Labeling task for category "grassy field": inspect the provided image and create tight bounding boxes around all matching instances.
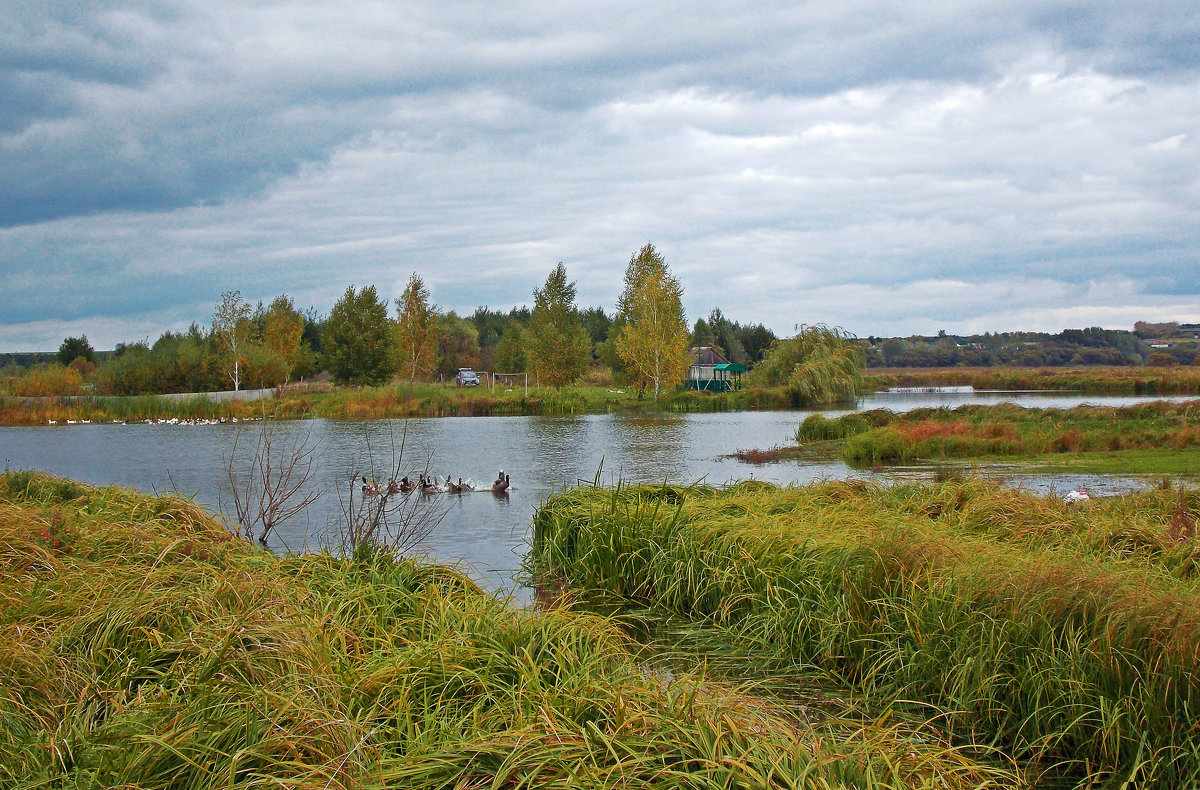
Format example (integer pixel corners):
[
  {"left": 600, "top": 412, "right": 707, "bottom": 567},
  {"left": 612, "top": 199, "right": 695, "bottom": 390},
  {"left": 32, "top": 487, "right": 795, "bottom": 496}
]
[
  {"left": 0, "top": 471, "right": 1017, "bottom": 789},
  {"left": 530, "top": 478, "right": 1200, "bottom": 788},
  {"left": 865, "top": 365, "right": 1200, "bottom": 395},
  {"left": 793, "top": 400, "right": 1200, "bottom": 473}
]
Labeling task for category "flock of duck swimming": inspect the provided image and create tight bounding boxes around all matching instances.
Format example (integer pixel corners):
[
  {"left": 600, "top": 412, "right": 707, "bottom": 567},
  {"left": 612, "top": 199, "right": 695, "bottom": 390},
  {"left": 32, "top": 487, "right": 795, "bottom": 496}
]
[{"left": 361, "top": 470, "right": 513, "bottom": 497}]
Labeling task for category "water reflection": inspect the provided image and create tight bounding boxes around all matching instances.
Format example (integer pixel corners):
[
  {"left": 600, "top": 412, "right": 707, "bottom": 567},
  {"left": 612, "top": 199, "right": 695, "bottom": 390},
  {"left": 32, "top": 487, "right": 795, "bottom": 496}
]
[
  {"left": 606, "top": 412, "right": 690, "bottom": 484},
  {"left": 526, "top": 416, "right": 593, "bottom": 487},
  {"left": 3, "top": 392, "right": 1194, "bottom": 598}
]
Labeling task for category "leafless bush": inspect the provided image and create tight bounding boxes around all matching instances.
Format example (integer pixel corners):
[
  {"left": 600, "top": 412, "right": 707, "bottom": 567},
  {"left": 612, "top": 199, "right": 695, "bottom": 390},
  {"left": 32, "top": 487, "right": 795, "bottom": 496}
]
[
  {"left": 223, "top": 417, "right": 322, "bottom": 546},
  {"left": 330, "top": 422, "right": 448, "bottom": 555}
]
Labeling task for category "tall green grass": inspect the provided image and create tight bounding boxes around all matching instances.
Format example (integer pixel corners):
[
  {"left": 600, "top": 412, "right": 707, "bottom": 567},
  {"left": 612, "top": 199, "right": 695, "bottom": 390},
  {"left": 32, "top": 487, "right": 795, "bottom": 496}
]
[
  {"left": 530, "top": 478, "right": 1200, "bottom": 787},
  {"left": 0, "top": 471, "right": 1016, "bottom": 788}
]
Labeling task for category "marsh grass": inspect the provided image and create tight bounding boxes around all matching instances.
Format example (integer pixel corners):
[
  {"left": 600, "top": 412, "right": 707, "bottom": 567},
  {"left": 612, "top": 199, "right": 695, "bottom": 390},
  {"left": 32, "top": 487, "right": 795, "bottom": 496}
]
[
  {"left": 0, "top": 471, "right": 1017, "bottom": 788},
  {"left": 795, "top": 400, "right": 1200, "bottom": 468},
  {"left": 530, "top": 478, "right": 1200, "bottom": 787}
]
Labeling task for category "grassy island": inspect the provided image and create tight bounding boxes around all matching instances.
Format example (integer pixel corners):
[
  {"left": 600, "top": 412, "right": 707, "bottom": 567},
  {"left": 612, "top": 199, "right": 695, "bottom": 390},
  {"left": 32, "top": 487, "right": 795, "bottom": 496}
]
[
  {"left": 531, "top": 478, "right": 1200, "bottom": 788},
  {"left": 2, "top": 472, "right": 1016, "bottom": 788},
  {"left": 794, "top": 399, "right": 1200, "bottom": 474}
]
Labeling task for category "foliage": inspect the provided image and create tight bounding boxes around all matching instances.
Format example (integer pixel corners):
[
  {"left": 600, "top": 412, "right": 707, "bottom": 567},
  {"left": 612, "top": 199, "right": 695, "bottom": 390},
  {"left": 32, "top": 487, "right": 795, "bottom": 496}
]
[
  {"left": 494, "top": 323, "right": 527, "bottom": 373},
  {"left": 526, "top": 263, "right": 592, "bottom": 388},
  {"left": 57, "top": 334, "right": 95, "bottom": 366},
  {"left": 864, "top": 326, "right": 1159, "bottom": 368},
  {"left": 470, "top": 305, "right": 531, "bottom": 371},
  {"left": 211, "top": 290, "right": 255, "bottom": 391},
  {"left": 1, "top": 363, "right": 85, "bottom": 396},
  {"left": 436, "top": 311, "right": 480, "bottom": 378},
  {"left": 753, "top": 324, "right": 865, "bottom": 406},
  {"left": 93, "top": 327, "right": 223, "bottom": 395},
  {"left": 531, "top": 478, "right": 1200, "bottom": 787},
  {"left": 395, "top": 273, "right": 439, "bottom": 383},
  {"left": 323, "top": 285, "right": 397, "bottom": 386},
  {"left": 614, "top": 244, "right": 690, "bottom": 402},
  {"left": 258, "top": 295, "right": 311, "bottom": 386},
  {"left": 699, "top": 308, "right": 777, "bottom": 364}
]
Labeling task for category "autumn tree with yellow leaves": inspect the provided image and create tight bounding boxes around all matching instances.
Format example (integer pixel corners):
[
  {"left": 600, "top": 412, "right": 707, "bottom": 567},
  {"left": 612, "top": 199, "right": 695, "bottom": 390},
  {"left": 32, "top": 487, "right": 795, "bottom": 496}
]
[{"left": 615, "top": 244, "right": 690, "bottom": 402}]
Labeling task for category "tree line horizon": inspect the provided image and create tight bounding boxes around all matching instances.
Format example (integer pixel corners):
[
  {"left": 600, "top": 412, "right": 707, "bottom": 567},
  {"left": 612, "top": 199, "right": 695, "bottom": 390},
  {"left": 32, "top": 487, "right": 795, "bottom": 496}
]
[
  {"left": 5, "top": 244, "right": 793, "bottom": 403},
  {"left": 4, "top": 240, "right": 1197, "bottom": 402}
]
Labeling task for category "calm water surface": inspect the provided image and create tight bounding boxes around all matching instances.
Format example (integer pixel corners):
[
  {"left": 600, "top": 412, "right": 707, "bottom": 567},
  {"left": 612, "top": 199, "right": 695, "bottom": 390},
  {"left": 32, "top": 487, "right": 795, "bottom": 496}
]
[{"left": 3, "top": 391, "right": 1194, "bottom": 598}]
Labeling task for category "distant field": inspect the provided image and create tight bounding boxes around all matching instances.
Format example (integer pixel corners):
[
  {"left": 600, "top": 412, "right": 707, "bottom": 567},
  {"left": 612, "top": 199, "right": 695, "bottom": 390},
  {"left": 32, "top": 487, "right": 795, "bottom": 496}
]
[{"left": 865, "top": 364, "right": 1200, "bottom": 395}]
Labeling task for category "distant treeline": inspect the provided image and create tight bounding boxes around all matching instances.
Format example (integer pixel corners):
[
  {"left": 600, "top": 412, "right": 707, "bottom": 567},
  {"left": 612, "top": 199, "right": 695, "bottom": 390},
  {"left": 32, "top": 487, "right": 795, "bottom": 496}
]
[
  {"left": 861, "top": 323, "right": 1200, "bottom": 368},
  {"left": 0, "top": 294, "right": 777, "bottom": 396},
  {"left": 4, "top": 307, "right": 1197, "bottom": 397}
]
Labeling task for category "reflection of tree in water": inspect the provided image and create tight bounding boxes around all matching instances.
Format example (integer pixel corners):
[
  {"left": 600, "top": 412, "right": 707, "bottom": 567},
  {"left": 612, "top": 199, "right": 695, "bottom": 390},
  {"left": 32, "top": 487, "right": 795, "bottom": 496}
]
[
  {"left": 526, "top": 416, "right": 591, "bottom": 486},
  {"left": 607, "top": 413, "right": 689, "bottom": 484}
]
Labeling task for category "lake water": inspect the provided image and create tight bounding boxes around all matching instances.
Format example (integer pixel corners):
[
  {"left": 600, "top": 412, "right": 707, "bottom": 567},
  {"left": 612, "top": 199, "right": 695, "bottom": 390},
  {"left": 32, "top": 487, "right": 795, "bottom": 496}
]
[{"left": 3, "top": 391, "right": 1195, "bottom": 599}]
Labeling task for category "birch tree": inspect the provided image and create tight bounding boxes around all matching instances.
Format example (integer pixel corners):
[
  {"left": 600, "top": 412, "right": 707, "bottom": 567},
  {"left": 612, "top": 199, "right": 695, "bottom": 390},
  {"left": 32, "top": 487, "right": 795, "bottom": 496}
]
[
  {"left": 260, "top": 295, "right": 307, "bottom": 387},
  {"left": 614, "top": 244, "right": 689, "bottom": 402},
  {"left": 395, "top": 273, "right": 439, "bottom": 383},
  {"left": 212, "top": 290, "right": 254, "bottom": 391}
]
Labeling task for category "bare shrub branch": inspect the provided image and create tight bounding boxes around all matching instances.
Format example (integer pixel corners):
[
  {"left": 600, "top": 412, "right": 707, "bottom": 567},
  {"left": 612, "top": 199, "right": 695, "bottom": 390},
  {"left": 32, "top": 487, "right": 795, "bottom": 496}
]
[
  {"left": 329, "top": 422, "right": 448, "bottom": 555},
  {"left": 223, "top": 416, "right": 322, "bottom": 545}
]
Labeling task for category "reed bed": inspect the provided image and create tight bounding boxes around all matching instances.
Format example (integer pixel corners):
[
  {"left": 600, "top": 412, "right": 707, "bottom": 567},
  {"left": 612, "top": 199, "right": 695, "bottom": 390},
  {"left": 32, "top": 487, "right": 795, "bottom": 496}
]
[
  {"left": 797, "top": 400, "right": 1200, "bottom": 467},
  {"left": 0, "top": 471, "right": 1015, "bottom": 789},
  {"left": 530, "top": 478, "right": 1200, "bottom": 787}
]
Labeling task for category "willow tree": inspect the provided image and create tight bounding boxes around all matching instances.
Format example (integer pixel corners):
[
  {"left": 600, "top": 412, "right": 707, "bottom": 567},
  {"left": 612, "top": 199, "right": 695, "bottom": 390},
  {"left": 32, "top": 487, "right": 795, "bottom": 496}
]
[
  {"left": 615, "top": 244, "right": 689, "bottom": 402},
  {"left": 753, "top": 324, "right": 864, "bottom": 406},
  {"left": 395, "top": 273, "right": 439, "bottom": 383},
  {"left": 526, "top": 263, "right": 591, "bottom": 388}
]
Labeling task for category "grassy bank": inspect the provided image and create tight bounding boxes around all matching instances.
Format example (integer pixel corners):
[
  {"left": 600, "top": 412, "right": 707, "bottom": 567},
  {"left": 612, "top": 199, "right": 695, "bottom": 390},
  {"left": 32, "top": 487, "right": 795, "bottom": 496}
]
[
  {"left": 0, "top": 382, "right": 793, "bottom": 426},
  {"left": 865, "top": 365, "right": 1200, "bottom": 395},
  {"left": 0, "top": 472, "right": 1016, "bottom": 788},
  {"left": 530, "top": 478, "right": 1200, "bottom": 787},
  {"left": 796, "top": 400, "right": 1200, "bottom": 471}
]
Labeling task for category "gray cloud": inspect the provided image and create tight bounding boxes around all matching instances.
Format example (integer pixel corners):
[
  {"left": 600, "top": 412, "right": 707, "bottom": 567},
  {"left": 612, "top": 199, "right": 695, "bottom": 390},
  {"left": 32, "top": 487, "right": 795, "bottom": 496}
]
[{"left": 2, "top": 1, "right": 1199, "bottom": 349}]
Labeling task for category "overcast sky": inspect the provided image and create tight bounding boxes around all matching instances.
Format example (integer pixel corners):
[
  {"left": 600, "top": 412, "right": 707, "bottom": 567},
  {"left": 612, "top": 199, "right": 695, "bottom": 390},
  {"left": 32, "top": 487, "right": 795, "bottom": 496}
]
[{"left": 2, "top": 1, "right": 1198, "bottom": 351}]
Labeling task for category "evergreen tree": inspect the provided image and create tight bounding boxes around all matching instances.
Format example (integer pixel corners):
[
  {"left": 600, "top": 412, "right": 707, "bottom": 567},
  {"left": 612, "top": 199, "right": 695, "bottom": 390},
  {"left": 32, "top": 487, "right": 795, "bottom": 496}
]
[
  {"left": 57, "top": 335, "right": 95, "bottom": 366},
  {"left": 526, "top": 263, "right": 591, "bottom": 388}
]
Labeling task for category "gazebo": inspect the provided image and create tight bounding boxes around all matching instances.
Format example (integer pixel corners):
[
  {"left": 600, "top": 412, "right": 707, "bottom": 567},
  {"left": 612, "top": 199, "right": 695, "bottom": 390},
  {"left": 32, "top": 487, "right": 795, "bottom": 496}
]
[{"left": 687, "top": 346, "right": 747, "bottom": 392}]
